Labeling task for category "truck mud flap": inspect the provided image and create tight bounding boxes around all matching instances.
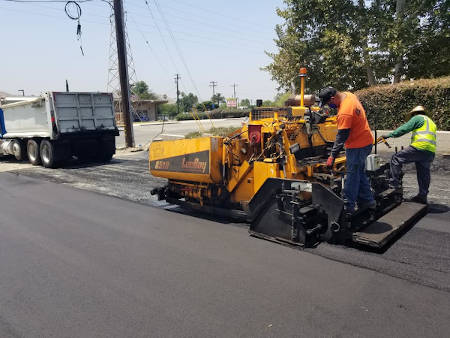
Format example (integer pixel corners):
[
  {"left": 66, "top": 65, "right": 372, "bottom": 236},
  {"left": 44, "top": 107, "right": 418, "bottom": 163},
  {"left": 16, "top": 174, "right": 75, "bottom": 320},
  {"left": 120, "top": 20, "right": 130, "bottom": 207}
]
[{"left": 352, "top": 202, "right": 427, "bottom": 248}]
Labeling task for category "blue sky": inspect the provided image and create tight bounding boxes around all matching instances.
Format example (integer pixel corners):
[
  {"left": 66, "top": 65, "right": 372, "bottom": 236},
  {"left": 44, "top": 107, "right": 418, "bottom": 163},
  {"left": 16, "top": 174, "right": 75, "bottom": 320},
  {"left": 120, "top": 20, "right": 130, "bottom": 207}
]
[{"left": 0, "top": 0, "right": 284, "bottom": 101}]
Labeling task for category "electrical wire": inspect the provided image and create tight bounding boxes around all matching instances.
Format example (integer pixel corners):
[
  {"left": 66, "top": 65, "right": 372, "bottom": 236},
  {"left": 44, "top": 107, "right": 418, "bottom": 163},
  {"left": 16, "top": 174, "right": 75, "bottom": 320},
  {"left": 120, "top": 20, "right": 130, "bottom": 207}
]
[
  {"left": 143, "top": 0, "right": 181, "bottom": 76},
  {"left": 151, "top": 0, "right": 201, "bottom": 100},
  {"left": 64, "top": 1, "right": 84, "bottom": 55},
  {"left": 128, "top": 14, "right": 171, "bottom": 75},
  {"left": 1, "top": 0, "right": 92, "bottom": 2},
  {"left": 126, "top": 0, "right": 273, "bottom": 42}
]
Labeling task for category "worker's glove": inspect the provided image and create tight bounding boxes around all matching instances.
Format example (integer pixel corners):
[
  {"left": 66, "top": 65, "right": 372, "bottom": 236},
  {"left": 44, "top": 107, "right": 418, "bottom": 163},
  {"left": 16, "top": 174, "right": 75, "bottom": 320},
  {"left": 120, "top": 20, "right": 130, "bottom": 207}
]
[{"left": 326, "top": 156, "right": 335, "bottom": 169}]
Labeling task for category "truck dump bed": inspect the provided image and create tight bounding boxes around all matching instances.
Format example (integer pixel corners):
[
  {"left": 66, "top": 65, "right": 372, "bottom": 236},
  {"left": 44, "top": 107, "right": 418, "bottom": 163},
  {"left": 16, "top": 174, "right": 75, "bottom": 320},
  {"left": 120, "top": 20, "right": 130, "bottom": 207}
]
[
  {"left": 0, "top": 92, "right": 116, "bottom": 139},
  {"left": 52, "top": 92, "right": 116, "bottom": 135}
]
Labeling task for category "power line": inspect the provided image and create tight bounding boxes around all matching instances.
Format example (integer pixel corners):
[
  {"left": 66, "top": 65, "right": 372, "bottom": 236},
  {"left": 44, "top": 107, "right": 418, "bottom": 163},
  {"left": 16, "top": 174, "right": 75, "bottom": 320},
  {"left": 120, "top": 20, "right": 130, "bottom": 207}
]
[
  {"left": 143, "top": 0, "right": 180, "bottom": 75},
  {"left": 126, "top": 4, "right": 270, "bottom": 47},
  {"left": 150, "top": 0, "right": 201, "bottom": 100},
  {"left": 1, "top": 0, "right": 93, "bottom": 2},
  {"left": 2, "top": 1, "right": 265, "bottom": 54},
  {"left": 128, "top": 14, "right": 170, "bottom": 75},
  {"left": 126, "top": 0, "right": 273, "bottom": 38}
]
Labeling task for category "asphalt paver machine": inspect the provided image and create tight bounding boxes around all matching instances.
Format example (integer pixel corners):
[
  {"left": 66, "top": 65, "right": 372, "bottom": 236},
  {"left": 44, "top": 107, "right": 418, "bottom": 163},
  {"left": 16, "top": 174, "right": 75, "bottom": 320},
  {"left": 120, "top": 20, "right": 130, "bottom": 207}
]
[{"left": 149, "top": 69, "right": 426, "bottom": 249}]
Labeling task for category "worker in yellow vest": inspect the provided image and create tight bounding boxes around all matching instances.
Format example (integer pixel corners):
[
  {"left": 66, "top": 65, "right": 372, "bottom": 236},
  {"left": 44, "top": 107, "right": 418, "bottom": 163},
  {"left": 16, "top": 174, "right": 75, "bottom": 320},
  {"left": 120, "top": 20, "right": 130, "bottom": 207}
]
[{"left": 381, "top": 106, "right": 437, "bottom": 204}]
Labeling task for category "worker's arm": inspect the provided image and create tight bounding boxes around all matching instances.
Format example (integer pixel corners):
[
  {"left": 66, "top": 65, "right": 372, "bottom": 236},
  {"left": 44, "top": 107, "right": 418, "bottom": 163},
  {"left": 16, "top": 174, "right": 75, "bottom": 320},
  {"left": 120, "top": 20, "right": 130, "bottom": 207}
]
[
  {"left": 330, "top": 128, "right": 350, "bottom": 158},
  {"left": 387, "top": 115, "right": 424, "bottom": 138}
]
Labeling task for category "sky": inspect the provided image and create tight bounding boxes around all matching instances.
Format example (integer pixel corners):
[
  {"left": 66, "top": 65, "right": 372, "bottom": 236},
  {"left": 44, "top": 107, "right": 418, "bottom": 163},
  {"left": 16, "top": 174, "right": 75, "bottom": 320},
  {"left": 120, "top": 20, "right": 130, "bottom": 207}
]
[{"left": 0, "top": 0, "right": 284, "bottom": 102}]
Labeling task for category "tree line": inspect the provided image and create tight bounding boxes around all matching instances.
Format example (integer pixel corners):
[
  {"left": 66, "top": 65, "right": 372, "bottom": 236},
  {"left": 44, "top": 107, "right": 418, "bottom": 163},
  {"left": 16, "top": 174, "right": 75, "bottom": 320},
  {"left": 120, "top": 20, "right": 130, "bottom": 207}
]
[{"left": 265, "top": 0, "right": 449, "bottom": 92}]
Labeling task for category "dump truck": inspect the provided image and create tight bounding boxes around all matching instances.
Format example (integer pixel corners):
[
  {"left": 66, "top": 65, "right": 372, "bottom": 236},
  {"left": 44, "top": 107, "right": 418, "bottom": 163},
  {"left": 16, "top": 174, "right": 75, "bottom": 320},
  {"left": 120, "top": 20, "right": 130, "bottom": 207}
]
[
  {"left": 0, "top": 91, "right": 119, "bottom": 168},
  {"left": 149, "top": 69, "right": 426, "bottom": 249}
]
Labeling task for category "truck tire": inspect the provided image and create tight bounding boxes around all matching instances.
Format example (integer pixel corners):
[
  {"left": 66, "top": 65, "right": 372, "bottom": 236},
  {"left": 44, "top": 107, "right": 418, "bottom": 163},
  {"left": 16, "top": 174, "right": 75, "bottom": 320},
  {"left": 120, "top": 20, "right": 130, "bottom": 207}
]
[
  {"left": 27, "top": 139, "right": 41, "bottom": 165},
  {"left": 12, "top": 140, "right": 27, "bottom": 161},
  {"left": 40, "top": 140, "right": 57, "bottom": 168}
]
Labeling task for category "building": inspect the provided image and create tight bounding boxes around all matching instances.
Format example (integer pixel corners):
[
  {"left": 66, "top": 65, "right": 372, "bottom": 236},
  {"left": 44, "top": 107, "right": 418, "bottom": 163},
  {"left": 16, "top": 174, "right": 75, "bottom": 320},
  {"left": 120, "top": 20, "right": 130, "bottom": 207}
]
[{"left": 114, "top": 98, "right": 168, "bottom": 124}]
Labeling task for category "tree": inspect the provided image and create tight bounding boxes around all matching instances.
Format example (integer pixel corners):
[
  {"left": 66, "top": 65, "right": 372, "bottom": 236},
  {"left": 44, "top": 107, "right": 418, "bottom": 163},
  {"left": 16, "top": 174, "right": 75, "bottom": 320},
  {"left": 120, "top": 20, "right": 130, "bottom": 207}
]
[
  {"left": 240, "top": 98, "right": 251, "bottom": 107},
  {"left": 378, "top": 0, "right": 450, "bottom": 82},
  {"left": 265, "top": 0, "right": 449, "bottom": 91},
  {"left": 196, "top": 101, "right": 215, "bottom": 111},
  {"left": 211, "top": 93, "right": 226, "bottom": 107},
  {"left": 262, "top": 100, "right": 274, "bottom": 107},
  {"left": 131, "top": 81, "right": 159, "bottom": 100},
  {"left": 273, "top": 92, "right": 292, "bottom": 107},
  {"left": 158, "top": 103, "right": 178, "bottom": 118},
  {"left": 180, "top": 92, "right": 198, "bottom": 112}
]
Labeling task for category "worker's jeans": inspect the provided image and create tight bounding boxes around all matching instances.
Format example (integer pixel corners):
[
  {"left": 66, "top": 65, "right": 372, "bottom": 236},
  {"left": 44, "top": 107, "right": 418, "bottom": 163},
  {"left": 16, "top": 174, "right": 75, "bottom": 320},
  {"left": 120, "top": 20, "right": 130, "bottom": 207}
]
[
  {"left": 344, "top": 144, "right": 374, "bottom": 213},
  {"left": 390, "top": 146, "right": 435, "bottom": 197}
]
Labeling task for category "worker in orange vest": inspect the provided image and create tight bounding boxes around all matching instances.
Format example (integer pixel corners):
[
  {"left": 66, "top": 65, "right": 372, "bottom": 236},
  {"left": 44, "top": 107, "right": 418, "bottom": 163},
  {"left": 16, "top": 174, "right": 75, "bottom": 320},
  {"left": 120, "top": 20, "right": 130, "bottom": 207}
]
[{"left": 319, "top": 87, "right": 375, "bottom": 216}]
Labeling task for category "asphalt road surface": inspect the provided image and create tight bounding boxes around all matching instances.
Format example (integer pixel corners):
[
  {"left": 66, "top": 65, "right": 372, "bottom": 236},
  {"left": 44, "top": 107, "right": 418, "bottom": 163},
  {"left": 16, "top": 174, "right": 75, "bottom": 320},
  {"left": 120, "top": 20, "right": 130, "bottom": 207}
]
[
  {"left": 1, "top": 118, "right": 449, "bottom": 337},
  {"left": 1, "top": 172, "right": 449, "bottom": 338}
]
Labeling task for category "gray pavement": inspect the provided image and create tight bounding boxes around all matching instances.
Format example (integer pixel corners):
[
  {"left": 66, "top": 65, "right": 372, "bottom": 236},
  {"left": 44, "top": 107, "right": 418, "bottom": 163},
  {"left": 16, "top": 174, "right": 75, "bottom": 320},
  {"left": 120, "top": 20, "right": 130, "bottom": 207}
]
[
  {"left": 1, "top": 173, "right": 449, "bottom": 337},
  {"left": 0, "top": 119, "right": 449, "bottom": 336},
  {"left": 375, "top": 130, "right": 450, "bottom": 154},
  {"left": 4, "top": 151, "right": 450, "bottom": 291}
]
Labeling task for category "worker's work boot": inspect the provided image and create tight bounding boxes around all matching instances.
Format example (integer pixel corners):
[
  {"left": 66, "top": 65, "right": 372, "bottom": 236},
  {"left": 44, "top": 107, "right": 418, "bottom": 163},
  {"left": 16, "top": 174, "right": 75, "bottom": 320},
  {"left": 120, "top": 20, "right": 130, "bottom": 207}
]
[
  {"left": 343, "top": 207, "right": 355, "bottom": 224},
  {"left": 407, "top": 195, "right": 428, "bottom": 205},
  {"left": 358, "top": 200, "right": 377, "bottom": 211}
]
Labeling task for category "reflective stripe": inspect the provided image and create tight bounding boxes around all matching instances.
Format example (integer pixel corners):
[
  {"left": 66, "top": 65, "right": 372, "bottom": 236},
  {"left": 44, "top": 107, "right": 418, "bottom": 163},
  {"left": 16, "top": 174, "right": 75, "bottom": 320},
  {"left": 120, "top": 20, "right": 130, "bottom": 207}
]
[
  {"left": 412, "top": 130, "right": 436, "bottom": 137},
  {"left": 414, "top": 138, "right": 437, "bottom": 145}
]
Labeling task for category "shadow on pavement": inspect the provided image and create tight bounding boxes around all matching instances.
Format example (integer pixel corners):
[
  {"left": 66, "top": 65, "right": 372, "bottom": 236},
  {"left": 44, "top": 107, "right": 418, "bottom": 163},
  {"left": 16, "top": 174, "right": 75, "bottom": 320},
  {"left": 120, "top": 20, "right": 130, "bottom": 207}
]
[
  {"left": 1, "top": 155, "right": 125, "bottom": 170},
  {"left": 427, "top": 203, "right": 449, "bottom": 214},
  {"left": 166, "top": 206, "right": 247, "bottom": 228},
  {"left": 58, "top": 157, "right": 125, "bottom": 169}
]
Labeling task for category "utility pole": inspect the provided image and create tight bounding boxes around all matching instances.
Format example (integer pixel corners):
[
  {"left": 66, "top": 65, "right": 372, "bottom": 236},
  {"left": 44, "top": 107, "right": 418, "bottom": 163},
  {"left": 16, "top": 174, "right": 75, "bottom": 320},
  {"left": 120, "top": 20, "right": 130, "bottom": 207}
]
[
  {"left": 174, "top": 74, "right": 181, "bottom": 115},
  {"left": 231, "top": 83, "right": 238, "bottom": 99},
  {"left": 231, "top": 83, "right": 238, "bottom": 107},
  {"left": 113, "top": 0, "right": 134, "bottom": 148},
  {"left": 209, "top": 81, "right": 217, "bottom": 107}
]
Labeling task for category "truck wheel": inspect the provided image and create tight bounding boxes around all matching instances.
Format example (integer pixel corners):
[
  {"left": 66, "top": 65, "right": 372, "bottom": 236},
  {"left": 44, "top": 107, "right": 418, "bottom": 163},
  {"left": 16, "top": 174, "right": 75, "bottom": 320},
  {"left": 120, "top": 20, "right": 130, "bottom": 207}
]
[
  {"left": 12, "top": 140, "right": 27, "bottom": 161},
  {"left": 27, "top": 139, "right": 41, "bottom": 165},
  {"left": 40, "top": 140, "right": 57, "bottom": 168}
]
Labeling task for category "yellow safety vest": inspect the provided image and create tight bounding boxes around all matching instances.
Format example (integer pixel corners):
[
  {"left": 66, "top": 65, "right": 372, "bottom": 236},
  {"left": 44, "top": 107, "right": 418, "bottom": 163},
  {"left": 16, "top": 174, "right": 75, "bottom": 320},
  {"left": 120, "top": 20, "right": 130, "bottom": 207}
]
[{"left": 411, "top": 115, "right": 437, "bottom": 153}]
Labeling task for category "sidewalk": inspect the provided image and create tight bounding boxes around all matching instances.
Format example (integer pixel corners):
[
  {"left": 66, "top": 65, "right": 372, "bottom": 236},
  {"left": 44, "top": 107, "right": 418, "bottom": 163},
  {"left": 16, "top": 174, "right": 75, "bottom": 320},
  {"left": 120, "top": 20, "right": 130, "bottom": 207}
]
[
  {"left": 374, "top": 130, "right": 450, "bottom": 155},
  {"left": 117, "top": 121, "right": 178, "bottom": 130}
]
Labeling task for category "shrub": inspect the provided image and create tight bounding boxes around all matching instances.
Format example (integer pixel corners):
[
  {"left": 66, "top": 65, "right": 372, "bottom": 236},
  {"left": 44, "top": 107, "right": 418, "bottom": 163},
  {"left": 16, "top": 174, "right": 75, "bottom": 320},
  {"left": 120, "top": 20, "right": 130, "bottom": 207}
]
[
  {"left": 175, "top": 109, "right": 250, "bottom": 121},
  {"left": 185, "top": 126, "right": 241, "bottom": 139},
  {"left": 356, "top": 76, "right": 450, "bottom": 130}
]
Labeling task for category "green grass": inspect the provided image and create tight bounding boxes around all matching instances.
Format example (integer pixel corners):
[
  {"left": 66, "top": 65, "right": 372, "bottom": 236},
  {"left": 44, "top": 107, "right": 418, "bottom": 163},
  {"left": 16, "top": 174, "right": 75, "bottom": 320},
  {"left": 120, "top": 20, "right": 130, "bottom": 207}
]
[{"left": 185, "top": 126, "right": 240, "bottom": 139}]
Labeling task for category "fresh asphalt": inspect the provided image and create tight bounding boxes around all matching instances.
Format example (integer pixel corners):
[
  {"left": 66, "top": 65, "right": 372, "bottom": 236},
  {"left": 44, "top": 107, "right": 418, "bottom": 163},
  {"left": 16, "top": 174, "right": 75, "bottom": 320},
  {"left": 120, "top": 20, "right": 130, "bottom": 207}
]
[
  {"left": 4, "top": 151, "right": 450, "bottom": 292},
  {"left": 1, "top": 119, "right": 449, "bottom": 337},
  {"left": 0, "top": 172, "right": 449, "bottom": 338}
]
